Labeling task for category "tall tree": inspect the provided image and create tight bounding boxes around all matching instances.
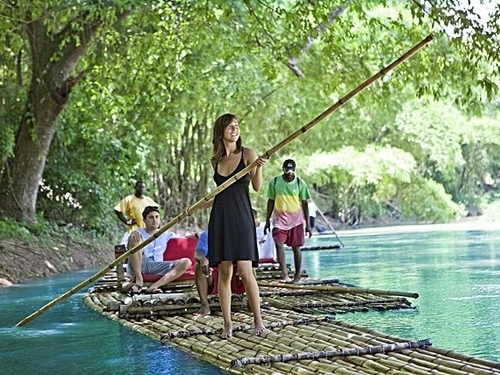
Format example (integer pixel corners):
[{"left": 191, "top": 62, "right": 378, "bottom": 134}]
[
  {"left": 1, "top": 0, "right": 498, "bottom": 226},
  {"left": 0, "top": 2, "right": 129, "bottom": 222}
]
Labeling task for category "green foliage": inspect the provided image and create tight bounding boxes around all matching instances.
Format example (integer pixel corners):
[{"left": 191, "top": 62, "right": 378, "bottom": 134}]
[
  {"left": 0, "top": 23, "right": 28, "bottom": 162},
  {"left": 297, "top": 144, "right": 466, "bottom": 223},
  {"left": 391, "top": 101, "right": 465, "bottom": 175},
  {"left": 0, "top": 125, "right": 14, "bottom": 160},
  {"left": 0, "top": 218, "right": 31, "bottom": 239},
  {"left": 0, "top": 214, "right": 115, "bottom": 263},
  {"left": 0, "top": 214, "right": 61, "bottom": 239},
  {"left": 1, "top": 0, "right": 500, "bottom": 230},
  {"left": 482, "top": 201, "right": 500, "bottom": 222},
  {"left": 400, "top": 177, "right": 466, "bottom": 222}
]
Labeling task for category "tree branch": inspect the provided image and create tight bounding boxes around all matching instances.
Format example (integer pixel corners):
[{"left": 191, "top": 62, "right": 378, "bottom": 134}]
[
  {"left": 50, "top": 8, "right": 131, "bottom": 105},
  {"left": 240, "top": 86, "right": 284, "bottom": 119},
  {"left": 243, "top": 0, "right": 279, "bottom": 46},
  {"left": 287, "top": 0, "right": 352, "bottom": 78}
]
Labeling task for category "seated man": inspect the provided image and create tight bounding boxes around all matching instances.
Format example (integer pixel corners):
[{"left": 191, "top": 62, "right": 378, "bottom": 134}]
[
  {"left": 127, "top": 206, "right": 191, "bottom": 294},
  {"left": 194, "top": 230, "right": 244, "bottom": 315}
]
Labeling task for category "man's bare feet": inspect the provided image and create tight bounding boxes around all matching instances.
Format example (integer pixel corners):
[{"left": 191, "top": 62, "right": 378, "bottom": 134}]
[
  {"left": 280, "top": 276, "right": 293, "bottom": 283},
  {"left": 194, "top": 306, "right": 211, "bottom": 316},
  {"left": 220, "top": 323, "right": 233, "bottom": 339},
  {"left": 292, "top": 277, "right": 301, "bottom": 284},
  {"left": 124, "top": 282, "right": 143, "bottom": 295}
]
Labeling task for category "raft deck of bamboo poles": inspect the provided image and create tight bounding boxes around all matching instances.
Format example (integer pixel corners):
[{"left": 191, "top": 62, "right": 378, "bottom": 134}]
[{"left": 83, "top": 264, "right": 500, "bottom": 374}]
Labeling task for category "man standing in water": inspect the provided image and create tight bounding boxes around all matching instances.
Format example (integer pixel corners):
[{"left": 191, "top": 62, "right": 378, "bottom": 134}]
[
  {"left": 114, "top": 181, "right": 158, "bottom": 246},
  {"left": 264, "top": 159, "right": 312, "bottom": 283}
]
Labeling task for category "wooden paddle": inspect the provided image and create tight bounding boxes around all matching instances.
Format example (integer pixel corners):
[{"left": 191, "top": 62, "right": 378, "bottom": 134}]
[{"left": 15, "top": 34, "right": 433, "bottom": 327}]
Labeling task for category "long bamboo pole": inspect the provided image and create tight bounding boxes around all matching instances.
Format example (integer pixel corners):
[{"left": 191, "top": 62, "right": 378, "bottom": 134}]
[
  {"left": 258, "top": 280, "right": 419, "bottom": 298},
  {"left": 231, "top": 338, "right": 432, "bottom": 367},
  {"left": 315, "top": 204, "right": 345, "bottom": 247},
  {"left": 16, "top": 34, "right": 433, "bottom": 327},
  {"left": 316, "top": 205, "right": 336, "bottom": 233}
]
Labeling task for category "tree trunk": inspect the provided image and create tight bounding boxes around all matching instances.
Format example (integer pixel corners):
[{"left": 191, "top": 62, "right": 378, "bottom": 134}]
[{"left": 0, "top": 12, "right": 105, "bottom": 222}]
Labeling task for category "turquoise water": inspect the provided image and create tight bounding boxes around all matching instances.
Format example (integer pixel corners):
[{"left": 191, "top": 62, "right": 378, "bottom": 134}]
[
  {"left": 1, "top": 224, "right": 499, "bottom": 374},
  {"left": 0, "top": 271, "right": 224, "bottom": 375},
  {"left": 303, "top": 225, "right": 500, "bottom": 362}
]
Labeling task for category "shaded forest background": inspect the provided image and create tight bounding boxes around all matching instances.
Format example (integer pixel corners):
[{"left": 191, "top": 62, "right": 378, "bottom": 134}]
[{"left": 1, "top": 0, "right": 499, "bottom": 246}]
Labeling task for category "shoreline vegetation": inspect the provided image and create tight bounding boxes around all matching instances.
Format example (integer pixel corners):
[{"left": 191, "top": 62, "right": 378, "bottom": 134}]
[{"left": 0, "top": 215, "right": 495, "bottom": 288}]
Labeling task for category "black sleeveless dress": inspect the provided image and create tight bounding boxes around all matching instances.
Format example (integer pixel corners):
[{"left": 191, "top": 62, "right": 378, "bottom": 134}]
[{"left": 208, "top": 150, "right": 259, "bottom": 268}]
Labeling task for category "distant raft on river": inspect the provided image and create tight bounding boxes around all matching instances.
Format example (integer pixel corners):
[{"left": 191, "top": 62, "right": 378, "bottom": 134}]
[{"left": 286, "top": 243, "right": 342, "bottom": 251}]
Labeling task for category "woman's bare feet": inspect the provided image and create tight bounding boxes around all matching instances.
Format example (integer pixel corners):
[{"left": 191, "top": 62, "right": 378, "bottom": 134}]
[
  {"left": 254, "top": 323, "right": 266, "bottom": 336},
  {"left": 254, "top": 317, "right": 266, "bottom": 336},
  {"left": 220, "top": 323, "right": 233, "bottom": 339},
  {"left": 194, "top": 306, "right": 211, "bottom": 316}
]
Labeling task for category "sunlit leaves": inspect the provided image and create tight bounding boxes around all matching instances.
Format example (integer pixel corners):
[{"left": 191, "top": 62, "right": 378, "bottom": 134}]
[
  {"left": 1, "top": 0, "right": 499, "bottom": 227},
  {"left": 305, "top": 145, "right": 416, "bottom": 185},
  {"left": 392, "top": 100, "right": 465, "bottom": 175},
  {"left": 298, "top": 145, "right": 425, "bottom": 219},
  {"left": 400, "top": 177, "right": 466, "bottom": 222}
]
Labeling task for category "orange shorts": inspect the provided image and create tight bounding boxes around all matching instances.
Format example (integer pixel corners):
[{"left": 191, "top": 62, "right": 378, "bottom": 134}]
[{"left": 208, "top": 266, "right": 245, "bottom": 295}]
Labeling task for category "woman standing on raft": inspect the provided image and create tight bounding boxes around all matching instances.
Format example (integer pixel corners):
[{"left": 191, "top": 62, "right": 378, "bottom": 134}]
[{"left": 208, "top": 113, "right": 267, "bottom": 338}]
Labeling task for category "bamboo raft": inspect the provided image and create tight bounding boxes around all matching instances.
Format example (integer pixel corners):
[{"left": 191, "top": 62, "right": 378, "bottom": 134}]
[{"left": 83, "top": 263, "right": 500, "bottom": 374}]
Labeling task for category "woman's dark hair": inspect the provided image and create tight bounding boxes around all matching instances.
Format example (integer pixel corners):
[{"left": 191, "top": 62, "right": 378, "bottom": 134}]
[{"left": 211, "top": 113, "right": 242, "bottom": 164}]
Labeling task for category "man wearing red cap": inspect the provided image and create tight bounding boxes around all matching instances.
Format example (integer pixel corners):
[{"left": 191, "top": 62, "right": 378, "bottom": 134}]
[{"left": 264, "top": 159, "right": 312, "bottom": 283}]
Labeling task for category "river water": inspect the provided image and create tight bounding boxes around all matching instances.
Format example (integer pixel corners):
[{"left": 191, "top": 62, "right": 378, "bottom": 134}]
[
  {"left": 307, "top": 222, "right": 500, "bottom": 363},
  {"left": 1, "top": 223, "right": 499, "bottom": 374}
]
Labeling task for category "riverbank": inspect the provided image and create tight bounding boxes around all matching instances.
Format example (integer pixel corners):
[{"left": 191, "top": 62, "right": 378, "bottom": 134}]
[
  {"left": 0, "top": 220, "right": 205, "bottom": 286},
  {"left": 0, "top": 232, "right": 114, "bottom": 286}
]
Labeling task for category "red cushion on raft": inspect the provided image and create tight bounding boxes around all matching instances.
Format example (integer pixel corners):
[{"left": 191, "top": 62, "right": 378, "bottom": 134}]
[
  {"left": 142, "top": 236, "right": 198, "bottom": 282},
  {"left": 142, "top": 236, "right": 273, "bottom": 283}
]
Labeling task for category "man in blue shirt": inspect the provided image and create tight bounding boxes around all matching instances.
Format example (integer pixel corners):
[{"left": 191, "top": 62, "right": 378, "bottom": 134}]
[{"left": 194, "top": 230, "right": 244, "bottom": 315}]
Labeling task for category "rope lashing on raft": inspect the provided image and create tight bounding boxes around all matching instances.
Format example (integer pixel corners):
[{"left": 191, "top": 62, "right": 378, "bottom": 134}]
[
  {"left": 286, "top": 244, "right": 341, "bottom": 251},
  {"left": 292, "top": 278, "right": 340, "bottom": 285},
  {"left": 231, "top": 338, "right": 433, "bottom": 368},
  {"left": 161, "top": 315, "right": 334, "bottom": 340},
  {"left": 293, "top": 297, "right": 411, "bottom": 309}
]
